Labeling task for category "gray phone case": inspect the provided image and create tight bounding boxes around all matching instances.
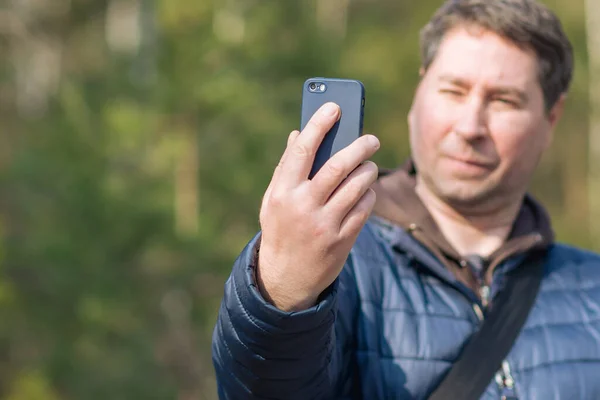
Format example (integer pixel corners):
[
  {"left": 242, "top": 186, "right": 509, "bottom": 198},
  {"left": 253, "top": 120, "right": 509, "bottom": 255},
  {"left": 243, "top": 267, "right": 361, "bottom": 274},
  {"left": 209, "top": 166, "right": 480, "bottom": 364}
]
[{"left": 300, "top": 78, "right": 365, "bottom": 179}]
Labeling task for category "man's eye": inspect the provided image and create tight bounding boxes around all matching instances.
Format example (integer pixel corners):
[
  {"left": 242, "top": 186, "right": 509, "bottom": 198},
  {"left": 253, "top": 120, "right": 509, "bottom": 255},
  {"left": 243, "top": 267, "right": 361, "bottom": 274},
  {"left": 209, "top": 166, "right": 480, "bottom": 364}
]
[
  {"left": 439, "top": 89, "right": 464, "bottom": 96},
  {"left": 494, "top": 98, "right": 519, "bottom": 107}
]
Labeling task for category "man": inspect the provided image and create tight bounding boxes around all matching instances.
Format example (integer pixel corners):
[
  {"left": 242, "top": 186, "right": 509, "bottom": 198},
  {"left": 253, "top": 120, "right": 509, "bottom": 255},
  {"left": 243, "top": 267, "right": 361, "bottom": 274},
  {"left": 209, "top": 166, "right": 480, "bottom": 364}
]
[{"left": 212, "top": 0, "right": 600, "bottom": 399}]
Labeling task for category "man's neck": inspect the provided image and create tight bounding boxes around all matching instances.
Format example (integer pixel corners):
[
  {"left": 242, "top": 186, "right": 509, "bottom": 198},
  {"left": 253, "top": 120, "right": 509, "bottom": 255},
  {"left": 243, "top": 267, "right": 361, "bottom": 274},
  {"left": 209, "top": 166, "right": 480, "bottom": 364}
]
[{"left": 414, "top": 181, "right": 523, "bottom": 257}]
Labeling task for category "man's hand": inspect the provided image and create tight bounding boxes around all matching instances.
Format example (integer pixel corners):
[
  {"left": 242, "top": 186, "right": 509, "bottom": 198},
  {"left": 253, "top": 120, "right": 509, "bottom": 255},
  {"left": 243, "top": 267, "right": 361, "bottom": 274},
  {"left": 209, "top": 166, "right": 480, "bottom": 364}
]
[{"left": 257, "top": 102, "right": 380, "bottom": 311}]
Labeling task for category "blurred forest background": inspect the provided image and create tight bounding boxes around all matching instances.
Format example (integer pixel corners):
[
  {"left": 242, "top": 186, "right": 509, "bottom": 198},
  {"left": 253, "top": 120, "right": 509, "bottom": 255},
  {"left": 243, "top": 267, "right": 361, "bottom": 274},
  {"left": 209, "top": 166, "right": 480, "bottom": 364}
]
[{"left": 0, "top": 0, "right": 599, "bottom": 399}]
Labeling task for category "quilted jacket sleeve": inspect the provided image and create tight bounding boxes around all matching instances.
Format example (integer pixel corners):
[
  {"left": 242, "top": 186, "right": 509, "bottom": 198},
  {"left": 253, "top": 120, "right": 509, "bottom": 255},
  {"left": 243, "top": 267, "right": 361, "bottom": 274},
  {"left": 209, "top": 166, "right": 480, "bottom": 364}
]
[{"left": 212, "top": 233, "right": 360, "bottom": 400}]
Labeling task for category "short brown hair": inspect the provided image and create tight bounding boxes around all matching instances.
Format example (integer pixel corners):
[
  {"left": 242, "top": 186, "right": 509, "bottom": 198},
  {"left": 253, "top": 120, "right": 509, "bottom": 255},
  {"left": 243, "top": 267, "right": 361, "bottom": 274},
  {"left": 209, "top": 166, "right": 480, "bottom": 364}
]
[{"left": 420, "top": 0, "right": 573, "bottom": 111}]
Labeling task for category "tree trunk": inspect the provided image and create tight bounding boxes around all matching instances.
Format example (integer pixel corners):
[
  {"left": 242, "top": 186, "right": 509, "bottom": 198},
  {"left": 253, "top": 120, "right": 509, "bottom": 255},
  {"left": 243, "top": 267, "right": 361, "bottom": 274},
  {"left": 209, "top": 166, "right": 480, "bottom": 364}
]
[
  {"left": 175, "top": 129, "right": 199, "bottom": 237},
  {"left": 585, "top": 0, "right": 600, "bottom": 245}
]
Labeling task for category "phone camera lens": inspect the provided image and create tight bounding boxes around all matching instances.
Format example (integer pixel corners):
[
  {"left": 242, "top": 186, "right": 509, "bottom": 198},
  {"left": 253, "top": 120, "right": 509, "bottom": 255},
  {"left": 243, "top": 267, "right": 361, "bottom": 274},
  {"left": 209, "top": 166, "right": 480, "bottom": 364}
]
[{"left": 309, "top": 82, "right": 316, "bottom": 91}]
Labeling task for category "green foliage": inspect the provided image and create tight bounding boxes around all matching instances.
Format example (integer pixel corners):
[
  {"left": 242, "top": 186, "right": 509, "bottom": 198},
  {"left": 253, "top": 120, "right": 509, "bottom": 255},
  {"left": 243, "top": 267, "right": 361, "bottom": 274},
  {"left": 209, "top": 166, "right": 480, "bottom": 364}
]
[{"left": 0, "top": 0, "right": 596, "bottom": 398}]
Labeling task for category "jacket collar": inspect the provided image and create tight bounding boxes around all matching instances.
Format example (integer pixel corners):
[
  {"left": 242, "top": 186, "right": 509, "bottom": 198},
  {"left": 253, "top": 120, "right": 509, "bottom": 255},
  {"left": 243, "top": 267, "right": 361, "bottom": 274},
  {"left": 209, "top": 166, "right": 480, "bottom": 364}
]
[{"left": 371, "top": 159, "right": 553, "bottom": 288}]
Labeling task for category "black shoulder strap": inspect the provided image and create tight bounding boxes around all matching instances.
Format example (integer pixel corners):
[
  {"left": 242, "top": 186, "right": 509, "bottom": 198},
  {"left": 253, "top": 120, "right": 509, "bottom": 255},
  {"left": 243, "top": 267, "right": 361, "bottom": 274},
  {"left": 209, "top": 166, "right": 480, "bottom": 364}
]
[{"left": 428, "top": 249, "right": 547, "bottom": 400}]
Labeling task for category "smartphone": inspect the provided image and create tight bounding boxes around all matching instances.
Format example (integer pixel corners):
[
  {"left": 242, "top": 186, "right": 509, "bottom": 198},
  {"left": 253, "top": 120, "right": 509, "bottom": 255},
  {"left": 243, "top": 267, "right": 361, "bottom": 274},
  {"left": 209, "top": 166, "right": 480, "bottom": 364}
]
[{"left": 300, "top": 77, "right": 365, "bottom": 179}]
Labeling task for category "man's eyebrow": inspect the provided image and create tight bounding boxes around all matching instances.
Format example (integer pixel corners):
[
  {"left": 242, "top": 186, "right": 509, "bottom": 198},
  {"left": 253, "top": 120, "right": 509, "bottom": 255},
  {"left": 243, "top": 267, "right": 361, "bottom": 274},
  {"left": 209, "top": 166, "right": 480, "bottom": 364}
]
[
  {"left": 437, "top": 74, "right": 529, "bottom": 103},
  {"left": 438, "top": 75, "right": 469, "bottom": 87}
]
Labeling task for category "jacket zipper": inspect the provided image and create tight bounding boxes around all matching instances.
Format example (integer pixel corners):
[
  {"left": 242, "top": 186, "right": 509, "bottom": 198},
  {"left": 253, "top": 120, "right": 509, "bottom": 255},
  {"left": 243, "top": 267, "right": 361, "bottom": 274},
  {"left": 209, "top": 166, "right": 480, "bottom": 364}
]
[
  {"left": 496, "top": 361, "right": 518, "bottom": 400},
  {"left": 397, "top": 226, "right": 543, "bottom": 400},
  {"left": 479, "top": 284, "right": 490, "bottom": 307},
  {"left": 472, "top": 289, "right": 518, "bottom": 400}
]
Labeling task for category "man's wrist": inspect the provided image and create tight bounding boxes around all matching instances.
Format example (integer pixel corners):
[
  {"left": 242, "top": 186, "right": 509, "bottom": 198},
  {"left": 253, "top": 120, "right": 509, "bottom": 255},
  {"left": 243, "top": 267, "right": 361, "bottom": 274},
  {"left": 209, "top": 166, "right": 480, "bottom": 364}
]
[{"left": 254, "top": 259, "right": 318, "bottom": 312}]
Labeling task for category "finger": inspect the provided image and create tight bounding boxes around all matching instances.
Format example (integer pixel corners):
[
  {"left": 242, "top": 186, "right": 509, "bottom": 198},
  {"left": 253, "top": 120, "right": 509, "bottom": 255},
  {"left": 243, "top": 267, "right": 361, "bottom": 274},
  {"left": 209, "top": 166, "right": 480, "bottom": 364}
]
[
  {"left": 287, "top": 129, "right": 300, "bottom": 147},
  {"left": 310, "top": 134, "right": 380, "bottom": 203},
  {"left": 339, "top": 188, "right": 376, "bottom": 238},
  {"left": 276, "top": 102, "right": 340, "bottom": 187},
  {"left": 272, "top": 130, "right": 300, "bottom": 182},
  {"left": 264, "top": 130, "right": 300, "bottom": 204},
  {"left": 324, "top": 161, "right": 379, "bottom": 221}
]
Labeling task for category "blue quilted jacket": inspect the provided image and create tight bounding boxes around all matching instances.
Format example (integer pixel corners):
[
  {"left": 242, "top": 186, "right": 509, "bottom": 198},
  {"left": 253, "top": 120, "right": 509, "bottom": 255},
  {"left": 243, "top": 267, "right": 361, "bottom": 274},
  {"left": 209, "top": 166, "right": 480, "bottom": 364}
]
[{"left": 212, "top": 216, "right": 600, "bottom": 399}]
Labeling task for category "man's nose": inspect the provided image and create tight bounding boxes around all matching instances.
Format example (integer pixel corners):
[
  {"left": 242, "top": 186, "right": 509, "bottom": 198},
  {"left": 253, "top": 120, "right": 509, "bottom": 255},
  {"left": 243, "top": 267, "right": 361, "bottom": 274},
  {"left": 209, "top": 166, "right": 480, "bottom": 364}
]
[{"left": 453, "top": 97, "right": 488, "bottom": 140}]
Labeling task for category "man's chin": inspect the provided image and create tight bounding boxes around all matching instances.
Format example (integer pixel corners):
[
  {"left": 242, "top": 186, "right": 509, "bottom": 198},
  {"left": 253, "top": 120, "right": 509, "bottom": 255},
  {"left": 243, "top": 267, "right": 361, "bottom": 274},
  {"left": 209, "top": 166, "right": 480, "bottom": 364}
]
[
  {"left": 433, "top": 181, "right": 499, "bottom": 208},
  {"left": 416, "top": 173, "right": 506, "bottom": 212}
]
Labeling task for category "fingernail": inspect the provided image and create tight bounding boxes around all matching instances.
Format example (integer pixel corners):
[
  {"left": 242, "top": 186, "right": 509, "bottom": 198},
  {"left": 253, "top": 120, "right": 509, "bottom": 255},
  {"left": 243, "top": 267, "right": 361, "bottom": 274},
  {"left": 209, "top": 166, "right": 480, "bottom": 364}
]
[
  {"left": 321, "top": 102, "right": 338, "bottom": 117},
  {"left": 368, "top": 135, "right": 380, "bottom": 149}
]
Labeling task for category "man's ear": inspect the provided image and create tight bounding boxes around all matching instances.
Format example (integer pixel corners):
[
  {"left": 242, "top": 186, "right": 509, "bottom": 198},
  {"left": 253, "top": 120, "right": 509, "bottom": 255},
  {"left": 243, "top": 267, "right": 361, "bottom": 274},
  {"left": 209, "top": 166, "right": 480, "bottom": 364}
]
[
  {"left": 419, "top": 67, "right": 425, "bottom": 77},
  {"left": 548, "top": 93, "right": 567, "bottom": 129},
  {"left": 544, "top": 93, "right": 567, "bottom": 150}
]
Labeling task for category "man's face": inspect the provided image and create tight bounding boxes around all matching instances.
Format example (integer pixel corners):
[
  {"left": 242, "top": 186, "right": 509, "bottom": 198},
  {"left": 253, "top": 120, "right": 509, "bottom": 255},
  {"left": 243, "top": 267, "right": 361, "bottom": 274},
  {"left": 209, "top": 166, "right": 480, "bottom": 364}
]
[{"left": 408, "top": 25, "right": 564, "bottom": 209}]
